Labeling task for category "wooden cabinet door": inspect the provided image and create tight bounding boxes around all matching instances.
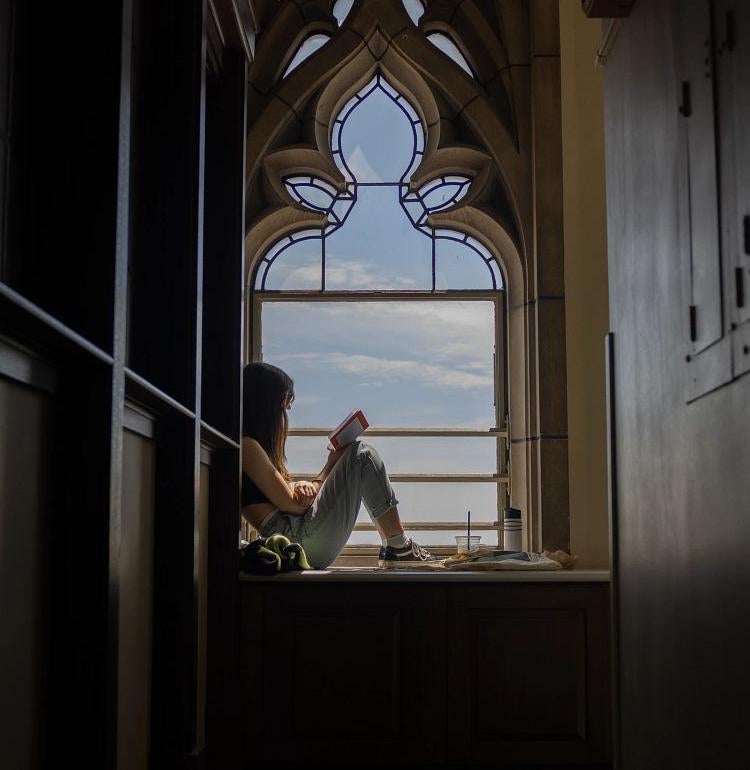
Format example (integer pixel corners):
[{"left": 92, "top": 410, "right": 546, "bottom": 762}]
[
  {"left": 727, "top": 3, "right": 750, "bottom": 328},
  {"left": 0, "top": 348, "right": 54, "bottom": 770},
  {"left": 445, "top": 583, "right": 611, "bottom": 765},
  {"left": 676, "top": 0, "right": 734, "bottom": 398},
  {"left": 240, "top": 583, "right": 447, "bottom": 766},
  {"left": 119, "top": 416, "right": 157, "bottom": 770},
  {"left": 677, "top": 0, "right": 724, "bottom": 354},
  {"left": 718, "top": 1, "right": 750, "bottom": 375}
]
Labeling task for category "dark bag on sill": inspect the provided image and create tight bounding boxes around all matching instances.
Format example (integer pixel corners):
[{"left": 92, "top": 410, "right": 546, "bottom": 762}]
[{"left": 240, "top": 534, "right": 312, "bottom": 575}]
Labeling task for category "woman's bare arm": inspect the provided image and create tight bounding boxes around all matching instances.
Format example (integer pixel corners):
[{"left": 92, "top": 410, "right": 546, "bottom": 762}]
[
  {"left": 241, "top": 437, "right": 309, "bottom": 514},
  {"left": 308, "top": 444, "right": 349, "bottom": 492}
]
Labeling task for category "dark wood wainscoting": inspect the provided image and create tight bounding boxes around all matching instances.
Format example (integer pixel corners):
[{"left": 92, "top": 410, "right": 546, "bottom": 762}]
[{"left": 240, "top": 578, "right": 611, "bottom": 767}]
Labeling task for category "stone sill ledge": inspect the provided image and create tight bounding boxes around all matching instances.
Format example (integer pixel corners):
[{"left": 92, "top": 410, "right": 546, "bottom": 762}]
[{"left": 240, "top": 567, "right": 610, "bottom": 583}]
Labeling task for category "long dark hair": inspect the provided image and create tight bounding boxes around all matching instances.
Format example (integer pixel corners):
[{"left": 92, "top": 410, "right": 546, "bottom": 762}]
[{"left": 242, "top": 362, "right": 294, "bottom": 480}]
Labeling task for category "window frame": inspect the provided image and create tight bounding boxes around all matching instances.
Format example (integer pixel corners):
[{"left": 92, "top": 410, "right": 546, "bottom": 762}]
[{"left": 249, "top": 289, "right": 510, "bottom": 555}]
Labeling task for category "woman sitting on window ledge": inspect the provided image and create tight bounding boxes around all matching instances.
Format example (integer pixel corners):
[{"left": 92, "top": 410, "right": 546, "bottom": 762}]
[{"left": 241, "top": 361, "right": 439, "bottom": 569}]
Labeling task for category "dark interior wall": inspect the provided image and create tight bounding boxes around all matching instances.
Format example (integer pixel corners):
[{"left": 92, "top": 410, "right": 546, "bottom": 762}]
[
  {"left": 0, "top": 370, "right": 52, "bottom": 770},
  {"left": 0, "top": 1, "right": 246, "bottom": 766},
  {"left": 603, "top": 1, "right": 750, "bottom": 766}
]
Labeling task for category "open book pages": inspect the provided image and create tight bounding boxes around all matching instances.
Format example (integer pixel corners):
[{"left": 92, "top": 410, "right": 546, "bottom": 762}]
[{"left": 328, "top": 409, "right": 369, "bottom": 450}]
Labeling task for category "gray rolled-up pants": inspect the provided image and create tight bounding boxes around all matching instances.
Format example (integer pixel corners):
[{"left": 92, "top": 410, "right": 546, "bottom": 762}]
[{"left": 258, "top": 439, "right": 398, "bottom": 569}]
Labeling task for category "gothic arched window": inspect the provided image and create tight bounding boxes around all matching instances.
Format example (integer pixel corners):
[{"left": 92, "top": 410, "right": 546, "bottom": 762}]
[
  {"left": 251, "top": 74, "right": 508, "bottom": 551},
  {"left": 256, "top": 75, "right": 500, "bottom": 292}
]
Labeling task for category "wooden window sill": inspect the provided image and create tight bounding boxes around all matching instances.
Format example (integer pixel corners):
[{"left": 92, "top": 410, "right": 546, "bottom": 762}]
[{"left": 239, "top": 567, "right": 610, "bottom": 582}]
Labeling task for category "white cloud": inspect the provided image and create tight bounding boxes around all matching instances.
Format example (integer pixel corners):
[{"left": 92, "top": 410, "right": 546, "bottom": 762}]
[
  {"left": 270, "top": 256, "right": 419, "bottom": 291},
  {"left": 323, "top": 257, "right": 419, "bottom": 290},
  {"left": 306, "top": 300, "right": 495, "bottom": 367},
  {"left": 275, "top": 351, "right": 492, "bottom": 391}
]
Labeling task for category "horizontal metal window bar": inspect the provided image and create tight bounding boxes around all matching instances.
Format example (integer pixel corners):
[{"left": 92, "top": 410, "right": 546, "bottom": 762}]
[
  {"left": 289, "top": 472, "right": 508, "bottom": 483},
  {"left": 353, "top": 521, "right": 500, "bottom": 531},
  {"left": 288, "top": 427, "right": 508, "bottom": 437},
  {"left": 254, "top": 290, "right": 503, "bottom": 301}
]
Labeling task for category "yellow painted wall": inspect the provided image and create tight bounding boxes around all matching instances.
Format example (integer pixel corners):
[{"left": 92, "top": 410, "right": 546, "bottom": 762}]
[{"left": 559, "top": 3, "right": 610, "bottom": 567}]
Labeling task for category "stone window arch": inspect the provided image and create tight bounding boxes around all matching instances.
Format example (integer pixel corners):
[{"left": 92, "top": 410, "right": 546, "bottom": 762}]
[
  {"left": 255, "top": 73, "right": 502, "bottom": 293},
  {"left": 243, "top": 1, "right": 570, "bottom": 554}
]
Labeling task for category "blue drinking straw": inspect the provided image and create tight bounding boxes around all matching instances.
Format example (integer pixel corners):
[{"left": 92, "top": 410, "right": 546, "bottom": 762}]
[{"left": 467, "top": 510, "right": 471, "bottom": 545}]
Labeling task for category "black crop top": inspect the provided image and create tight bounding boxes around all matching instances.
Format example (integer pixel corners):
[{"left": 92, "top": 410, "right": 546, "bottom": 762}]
[{"left": 241, "top": 471, "right": 270, "bottom": 507}]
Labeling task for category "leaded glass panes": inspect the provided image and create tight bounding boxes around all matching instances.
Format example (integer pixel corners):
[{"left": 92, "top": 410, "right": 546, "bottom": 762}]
[
  {"left": 417, "top": 175, "right": 471, "bottom": 212},
  {"left": 261, "top": 233, "right": 322, "bottom": 291},
  {"left": 435, "top": 237, "right": 495, "bottom": 290},
  {"left": 255, "top": 74, "right": 503, "bottom": 292},
  {"left": 332, "top": 76, "right": 423, "bottom": 183},
  {"left": 284, "top": 176, "right": 338, "bottom": 212},
  {"left": 324, "top": 186, "right": 432, "bottom": 290},
  {"left": 287, "top": 435, "right": 497, "bottom": 475}
]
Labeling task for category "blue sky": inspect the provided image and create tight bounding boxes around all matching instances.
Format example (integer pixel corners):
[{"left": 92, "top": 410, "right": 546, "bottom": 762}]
[
  {"left": 262, "top": 300, "right": 501, "bottom": 545},
  {"left": 263, "top": 300, "right": 496, "bottom": 429}
]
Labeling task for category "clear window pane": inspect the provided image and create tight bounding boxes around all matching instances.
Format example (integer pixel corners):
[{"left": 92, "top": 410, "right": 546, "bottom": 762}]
[
  {"left": 286, "top": 435, "right": 498, "bottom": 475},
  {"left": 426, "top": 33, "right": 474, "bottom": 77},
  {"left": 263, "top": 235, "right": 322, "bottom": 290},
  {"left": 338, "top": 85, "right": 418, "bottom": 182},
  {"left": 284, "top": 34, "right": 330, "bottom": 76},
  {"left": 284, "top": 176, "right": 337, "bottom": 212},
  {"left": 262, "top": 300, "right": 496, "bottom": 428},
  {"left": 419, "top": 176, "right": 471, "bottom": 212},
  {"left": 332, "top": 0, "right": 354, "bottom": 26},
  {"left": 348, "top": 528, "right": 500, "bottom": 548},
  {"left": 324, "top": 186, "right": 432, "bottom": 289},
  {"left": 358, "top": 481, "right": 498, "bottom": 525},
  {"left": 347, "top": 480, "right": 500, "bottom": 546},
  {"left": 435, "top": 237, "right": 495, "bottom": 290},
  {"left": 401, "top": 0, "right": 425, "bottom": 25}
]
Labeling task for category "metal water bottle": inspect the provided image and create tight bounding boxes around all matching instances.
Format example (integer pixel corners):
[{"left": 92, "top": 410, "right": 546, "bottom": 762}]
[{"left": 503, "top": 507, "right": 523, "bottom": 551}]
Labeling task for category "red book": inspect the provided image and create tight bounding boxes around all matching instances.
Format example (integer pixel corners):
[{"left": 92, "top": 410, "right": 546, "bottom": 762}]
[{"left": 328, "top": 409, "right": 369, "bottom": 450}]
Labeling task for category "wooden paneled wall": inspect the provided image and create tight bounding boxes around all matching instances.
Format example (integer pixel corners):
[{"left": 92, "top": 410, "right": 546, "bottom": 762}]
[
  {"left": 118, "top": 420, "right": 157, "bottom": 770},
  {"left": 0, "top": 348, "right": 54, "bottom": 770},
  {"left": 240, "top": 580, "right": 611, "bottom": 767},
  {"left": 0, "top": 1, "right": 251, "bottom": 768}
]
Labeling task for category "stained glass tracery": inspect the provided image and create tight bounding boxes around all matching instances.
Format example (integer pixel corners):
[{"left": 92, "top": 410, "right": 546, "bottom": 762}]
[{"left": 256, "top": 74, "right": 503, "bottom": 292}]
